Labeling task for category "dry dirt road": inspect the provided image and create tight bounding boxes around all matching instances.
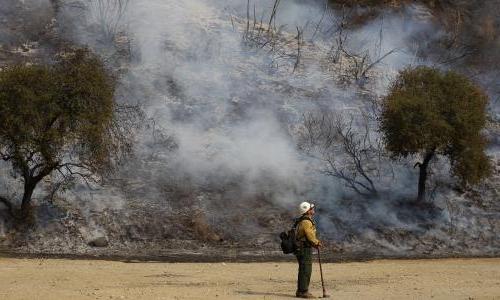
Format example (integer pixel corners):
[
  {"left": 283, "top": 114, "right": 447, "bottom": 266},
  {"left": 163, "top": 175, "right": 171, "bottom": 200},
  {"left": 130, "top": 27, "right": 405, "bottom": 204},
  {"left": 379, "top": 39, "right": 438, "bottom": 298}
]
[{"left": 0, "top": 257, "right": 499, "bottom": 299}]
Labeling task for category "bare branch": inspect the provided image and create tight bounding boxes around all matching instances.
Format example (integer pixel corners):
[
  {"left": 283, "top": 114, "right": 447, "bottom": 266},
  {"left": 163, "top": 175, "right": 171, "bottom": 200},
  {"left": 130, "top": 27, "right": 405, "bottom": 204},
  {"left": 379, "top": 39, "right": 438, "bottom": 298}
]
[
  {"left": 311, "top": 2, "right": 327, "bottom": 41},
  {"left": 299, "top": 111, "right": 387, "bottom": 197},
  {"left": 360, "top": 48, "right": 397, "bottom": 78},
  {"left": 87, "top": 0, "right": 129, "bottom": 42},
  {"left": 293, "top": 26, "right": 303, "bottom": 73},
  {"left": 268, "top": 0, "right": 281, "bottom": 33}
]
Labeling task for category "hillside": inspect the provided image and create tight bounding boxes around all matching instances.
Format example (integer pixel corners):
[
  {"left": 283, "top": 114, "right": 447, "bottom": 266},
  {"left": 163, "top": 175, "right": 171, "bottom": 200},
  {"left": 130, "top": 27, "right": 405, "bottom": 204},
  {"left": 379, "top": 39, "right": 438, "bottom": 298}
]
[{"left": 0, "top": 0, "right": 498, "bottom": 260}]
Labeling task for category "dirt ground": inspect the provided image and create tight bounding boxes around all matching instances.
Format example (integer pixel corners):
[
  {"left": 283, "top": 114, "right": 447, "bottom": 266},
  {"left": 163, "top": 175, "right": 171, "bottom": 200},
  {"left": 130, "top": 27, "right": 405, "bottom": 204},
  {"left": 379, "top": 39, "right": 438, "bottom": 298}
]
[{"left": 0, "top": 257, "right": 499, "bottom": 299}]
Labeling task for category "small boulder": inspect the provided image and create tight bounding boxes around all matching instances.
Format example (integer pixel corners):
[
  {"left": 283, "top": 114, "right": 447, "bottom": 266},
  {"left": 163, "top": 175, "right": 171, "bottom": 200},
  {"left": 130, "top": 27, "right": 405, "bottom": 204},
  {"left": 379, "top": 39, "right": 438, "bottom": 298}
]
[{"left": 88, "top": 236, "right": 108, "bottom": 247}]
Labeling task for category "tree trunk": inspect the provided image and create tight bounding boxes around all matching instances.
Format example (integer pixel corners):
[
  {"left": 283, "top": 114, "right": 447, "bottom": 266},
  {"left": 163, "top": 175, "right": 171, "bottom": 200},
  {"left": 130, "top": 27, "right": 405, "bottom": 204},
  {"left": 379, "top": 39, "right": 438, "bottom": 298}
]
[
  {"left": 417, "top": 149, "right": 435, "bottom": 202},
  {"left": 21, "top": 179, "right": 37, "bottom": 213}
]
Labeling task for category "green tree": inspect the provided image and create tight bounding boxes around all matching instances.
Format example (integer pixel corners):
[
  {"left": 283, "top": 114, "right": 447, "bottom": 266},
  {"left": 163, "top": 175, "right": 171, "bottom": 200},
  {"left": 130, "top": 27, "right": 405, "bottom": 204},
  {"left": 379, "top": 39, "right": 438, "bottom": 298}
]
[
  {"left": 0, "top": 48, "right": 126, "bottom": 216},
  {"left": 380, "top": 66, "right": 491, "bottom": 202}
]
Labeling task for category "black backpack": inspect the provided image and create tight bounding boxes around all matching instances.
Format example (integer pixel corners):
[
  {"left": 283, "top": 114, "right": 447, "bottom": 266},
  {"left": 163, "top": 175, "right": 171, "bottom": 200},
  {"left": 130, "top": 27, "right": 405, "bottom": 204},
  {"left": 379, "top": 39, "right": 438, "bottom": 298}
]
[{"left": 279, "top": 217, "right": 306, "bottom": 254}]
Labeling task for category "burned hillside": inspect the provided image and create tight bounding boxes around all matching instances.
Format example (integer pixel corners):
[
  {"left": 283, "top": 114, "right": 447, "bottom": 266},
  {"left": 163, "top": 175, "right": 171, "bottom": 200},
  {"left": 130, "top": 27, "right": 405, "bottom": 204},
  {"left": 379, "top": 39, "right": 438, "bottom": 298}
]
[{"left": 0, "top": 0, "right": 498, "bottom": 260}]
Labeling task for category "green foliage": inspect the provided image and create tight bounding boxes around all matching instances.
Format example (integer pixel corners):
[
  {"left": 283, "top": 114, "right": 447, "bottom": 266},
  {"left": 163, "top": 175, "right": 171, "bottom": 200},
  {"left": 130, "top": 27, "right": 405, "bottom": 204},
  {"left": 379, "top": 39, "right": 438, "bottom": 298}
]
[
  {"left": 380, "top": 66, "right": 491, "bottom": 187},
  {"left": 0, "top": 48, "right": 119, "bottom": 212},
  {"left": 53, "top": 49, "right": 116, "bottom": 172}
]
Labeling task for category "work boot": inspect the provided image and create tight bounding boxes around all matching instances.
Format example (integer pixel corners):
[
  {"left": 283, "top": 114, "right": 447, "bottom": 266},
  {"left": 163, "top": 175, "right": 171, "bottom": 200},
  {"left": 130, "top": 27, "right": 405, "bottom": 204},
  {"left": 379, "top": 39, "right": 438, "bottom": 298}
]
[{"left": 296, "top": 291, "right": 316, "bottom": 298}]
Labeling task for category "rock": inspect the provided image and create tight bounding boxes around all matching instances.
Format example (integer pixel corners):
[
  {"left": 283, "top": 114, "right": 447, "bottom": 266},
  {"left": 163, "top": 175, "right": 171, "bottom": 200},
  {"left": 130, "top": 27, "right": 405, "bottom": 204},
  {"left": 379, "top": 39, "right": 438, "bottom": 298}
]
[{"left": 88, "top": 236, "right": 109, "bottom": 247}]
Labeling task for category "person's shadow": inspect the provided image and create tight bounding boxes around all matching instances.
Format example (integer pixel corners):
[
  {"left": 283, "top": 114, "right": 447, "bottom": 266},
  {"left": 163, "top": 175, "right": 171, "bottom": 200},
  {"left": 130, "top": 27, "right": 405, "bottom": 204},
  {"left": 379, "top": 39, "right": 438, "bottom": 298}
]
[{"left": 236, "top": 290, "right": 296, "bottom": 298}]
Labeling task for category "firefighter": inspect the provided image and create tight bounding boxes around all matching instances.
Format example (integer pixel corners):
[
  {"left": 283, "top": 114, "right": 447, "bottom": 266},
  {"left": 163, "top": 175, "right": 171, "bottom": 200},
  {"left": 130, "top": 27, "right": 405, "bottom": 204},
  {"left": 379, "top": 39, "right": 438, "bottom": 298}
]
[{"left": 295, "top": 201, "right": 321, "bottom": 298}]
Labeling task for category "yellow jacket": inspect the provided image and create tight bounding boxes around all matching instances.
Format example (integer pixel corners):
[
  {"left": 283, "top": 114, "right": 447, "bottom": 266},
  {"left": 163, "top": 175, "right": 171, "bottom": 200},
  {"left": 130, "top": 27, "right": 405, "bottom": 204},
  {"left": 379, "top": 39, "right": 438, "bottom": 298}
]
[{"left": 296, "top": 217, "right": 320, "bottom": 247}]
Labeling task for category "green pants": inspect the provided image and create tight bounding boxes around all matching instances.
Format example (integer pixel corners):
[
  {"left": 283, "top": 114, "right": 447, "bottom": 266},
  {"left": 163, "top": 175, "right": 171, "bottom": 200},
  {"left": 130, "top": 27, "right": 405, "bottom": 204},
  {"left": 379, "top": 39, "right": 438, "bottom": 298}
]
[{"left": 295, "top": 246, "right": 312, "bottom": 293}]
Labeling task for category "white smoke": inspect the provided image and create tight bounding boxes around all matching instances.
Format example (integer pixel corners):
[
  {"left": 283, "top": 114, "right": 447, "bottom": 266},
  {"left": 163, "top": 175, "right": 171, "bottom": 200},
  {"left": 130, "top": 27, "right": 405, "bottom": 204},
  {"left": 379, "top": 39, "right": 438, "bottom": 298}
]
[
  {"left": 59, "top": 0, "right": 445, "bottom": 212},
  {"left": 0, "top": 0, "right": 449, "bottom": 216},
  {"left": 112, "top": 0, "right": 328, "bottom": 200}
]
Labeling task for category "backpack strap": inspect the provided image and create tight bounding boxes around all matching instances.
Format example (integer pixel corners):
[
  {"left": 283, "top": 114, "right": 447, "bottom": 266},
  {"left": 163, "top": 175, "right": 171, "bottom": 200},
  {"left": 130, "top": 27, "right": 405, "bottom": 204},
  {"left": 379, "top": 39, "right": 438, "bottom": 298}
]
[
  {"left": 295, "top": 215, "right": 314, "bottom": 227},
  {"left": 292, "top": 217, "right": 301, "bottom": 229}
]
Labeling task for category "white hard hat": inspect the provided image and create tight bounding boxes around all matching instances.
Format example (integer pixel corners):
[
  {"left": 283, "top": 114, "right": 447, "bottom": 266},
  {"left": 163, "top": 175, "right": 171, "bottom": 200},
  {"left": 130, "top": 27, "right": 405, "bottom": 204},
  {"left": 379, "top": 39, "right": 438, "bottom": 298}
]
[{"left": 299, "top": 201, "right": 315, "bottom": 215}]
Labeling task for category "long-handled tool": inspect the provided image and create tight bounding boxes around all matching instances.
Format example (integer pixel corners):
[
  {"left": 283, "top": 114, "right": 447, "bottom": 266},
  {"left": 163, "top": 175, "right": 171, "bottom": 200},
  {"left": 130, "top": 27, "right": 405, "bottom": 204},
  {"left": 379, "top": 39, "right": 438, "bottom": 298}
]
[{"left": 317, "top": 247, "right": 330, "bottom": 298}]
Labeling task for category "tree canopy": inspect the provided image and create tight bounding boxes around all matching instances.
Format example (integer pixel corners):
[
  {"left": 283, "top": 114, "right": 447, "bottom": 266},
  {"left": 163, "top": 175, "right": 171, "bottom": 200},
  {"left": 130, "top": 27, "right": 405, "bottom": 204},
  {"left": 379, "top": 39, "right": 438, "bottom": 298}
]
[
  {"left": 0, "top": 48, "right": 123, "bottom": 215},
  {"left": 380, "top": 66, "right": 491, "bottom": 201}
]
